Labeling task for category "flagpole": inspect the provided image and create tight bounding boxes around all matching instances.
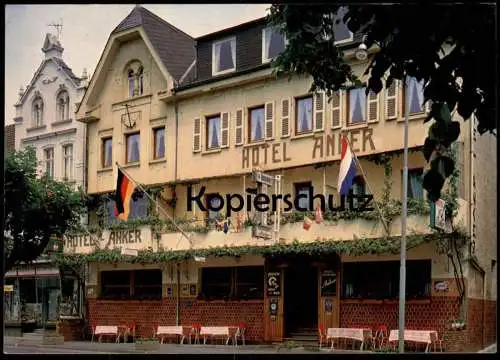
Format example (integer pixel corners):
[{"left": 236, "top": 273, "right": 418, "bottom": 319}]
[
  {"left": 343, "top": 136, "right": 391, "bottom": 236},
  {"left": 398, "top": 78, "right": 410, "bottom": 353},
  {"left": 115, "top": 162, "right": 193, "bottom": 247}
]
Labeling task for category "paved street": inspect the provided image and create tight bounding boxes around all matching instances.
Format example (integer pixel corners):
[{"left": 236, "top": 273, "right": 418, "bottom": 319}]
[{"left": 3, "top": 338, "right": 370, "bottom": 354}]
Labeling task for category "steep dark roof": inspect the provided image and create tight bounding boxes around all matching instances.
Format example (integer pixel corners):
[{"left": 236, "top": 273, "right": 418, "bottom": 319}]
[{"left": 112, "top": 5, "right": 195, "bottom": 82}]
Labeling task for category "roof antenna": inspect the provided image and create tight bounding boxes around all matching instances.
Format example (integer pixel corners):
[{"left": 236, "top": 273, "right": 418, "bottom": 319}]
[{"left": 48, "top": 18, "right": 63, "bottom": 40}]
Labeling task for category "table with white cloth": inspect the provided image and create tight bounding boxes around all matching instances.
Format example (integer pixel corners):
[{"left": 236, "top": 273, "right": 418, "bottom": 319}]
[
  {"left": 388, "top": 329, "right": 438, "bottom": 352},
  {"left": 326, "top": 328, "right": 373, "bottom": 350}
]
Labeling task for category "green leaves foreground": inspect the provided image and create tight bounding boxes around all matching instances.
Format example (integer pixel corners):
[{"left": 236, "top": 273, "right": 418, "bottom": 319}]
[{"left": 268, "top": 4, "right": 495, "bottom": 203}]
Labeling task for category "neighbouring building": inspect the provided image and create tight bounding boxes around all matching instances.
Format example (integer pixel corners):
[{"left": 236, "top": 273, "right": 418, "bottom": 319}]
[
  {"left": 6, "top": 31, "right": 89, "bottom": 332},
  {"left": 72, "top": 5, "right": 496, "bottom": 351}
]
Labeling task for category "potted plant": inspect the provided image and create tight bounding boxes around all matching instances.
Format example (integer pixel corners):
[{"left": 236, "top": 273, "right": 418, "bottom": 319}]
[{"left": 134, "top": 337, "right": 160, "bottom": 352}]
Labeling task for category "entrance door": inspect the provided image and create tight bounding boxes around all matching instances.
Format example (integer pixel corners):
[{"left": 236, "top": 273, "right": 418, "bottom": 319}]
[{"left": 284, "top": 261, "right": 318, "bottom": 335}]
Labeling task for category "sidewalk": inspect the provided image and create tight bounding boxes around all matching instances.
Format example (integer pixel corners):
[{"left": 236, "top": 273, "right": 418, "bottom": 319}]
[{"left": 4, "top": 337, "right": 371, "bottom": 354}]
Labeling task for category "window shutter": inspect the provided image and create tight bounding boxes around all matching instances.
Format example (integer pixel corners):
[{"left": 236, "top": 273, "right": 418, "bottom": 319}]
[
  {"left": 385, "top": 80, "right": 399, "bottom": 120},
  {"left": 221, "top": 112, "right": 230, "bottom": 148},
  {"left": 367, "top": 90, "right": 379, "bottom": 123},
  {"left": 235, "top": 108, "right": 244, "bottom": 146},
  {"left": 193, "top": 117, "right": 201, "bottom": 153},
  {"left": 265, "top": 101, "right": 274, "bottom": 140},
  {"left": 280, "top": 98, "right": 291, "bottom": 138},
  {"left": 331, "top": 90, "right": 343, "bottom": 129},
  {"left": 313, "top": 91, "right": 325, "bottom": 131}
]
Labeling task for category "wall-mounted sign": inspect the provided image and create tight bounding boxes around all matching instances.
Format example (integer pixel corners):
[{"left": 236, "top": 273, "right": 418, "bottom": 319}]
[
  {"left": 433, "top": 280, "right": 449, "bottom": 292},
  {"left": 266, "top": 271, "right": 281, "bottom": 296},
  {"left": 324, "top": 298, "right": 333, "bottom": 314},
  {"left": 269, "top": 298, "right": 278, "bottom": 319},
  {"left": 320, "top": 270, "right": 337, "bottom": 296},
  {"left": 190, "top": 284, "right": 197, "bottom": 296},
  {"left": 253, "top": 226, "right": 273, "bottom": 239},
  {"left": 4, "top": 285, "right": 14, "bottom": 292}
]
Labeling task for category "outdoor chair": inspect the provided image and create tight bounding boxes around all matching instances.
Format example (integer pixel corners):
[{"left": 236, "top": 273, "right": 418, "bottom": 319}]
[
  {"left": 190, "top": 323, "right": 202, "bottom": 344},
  {"left": 318, "top": 324, "right": 327, "bottom": 348},
  {"left": 234, "top": 322, "right": 247, "bottom": 346}
]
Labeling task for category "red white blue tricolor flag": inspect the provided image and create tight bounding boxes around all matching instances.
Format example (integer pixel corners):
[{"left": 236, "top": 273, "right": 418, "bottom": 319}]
[{"left": 337, "top": 136, "right": 357, "bottom": 196}]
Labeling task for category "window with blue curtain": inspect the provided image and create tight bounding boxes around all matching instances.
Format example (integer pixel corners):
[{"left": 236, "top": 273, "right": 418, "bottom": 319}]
[
  {"left": 406, "top": 76, "right": 425, "bottom": 114},
  {"left": 407, "top": 168, "right": 424, "bottom": 199},
  {"left": 126, "top": 133, "right": 140, "bottom": 163},
  {"left": 295, "top": 97, "right": 313, "bottom": 134},
  {"left": 349, "top": 87, "right": 367, "bottom": 124},
  {"left": 249, "top": 107, "right": 265, "bottom": 142},
  {"left": 206, "top": 115, "right": 221, "bottom": 149}
]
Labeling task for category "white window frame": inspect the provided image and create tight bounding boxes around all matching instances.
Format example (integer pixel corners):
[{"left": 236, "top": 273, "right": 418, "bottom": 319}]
[
  {"left": 212, "top": 37, "right": 237, "bottom": 76},
  {"left": 261, "top": 27, "right": 287, "bottom": 64},
  {"left": 44, "top": 147, "right": 55, "bottom": 179},
  {"left": 62, "top": 144, "right": 74, "bottom": 181}
]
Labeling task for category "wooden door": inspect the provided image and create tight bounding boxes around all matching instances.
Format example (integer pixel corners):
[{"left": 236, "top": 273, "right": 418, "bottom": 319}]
[{"left": 317, "top": 267, "right": 340, "bottom": 330}]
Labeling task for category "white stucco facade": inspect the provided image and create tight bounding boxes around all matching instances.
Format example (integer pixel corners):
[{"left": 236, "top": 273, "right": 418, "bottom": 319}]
[{"left": 13, "top": 33, "right": 88, "bottom": 190}]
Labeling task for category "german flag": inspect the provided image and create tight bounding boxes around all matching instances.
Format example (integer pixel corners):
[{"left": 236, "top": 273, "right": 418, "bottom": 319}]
[{"left": 114, "top": 168, "right": 136, "bottom": 221}]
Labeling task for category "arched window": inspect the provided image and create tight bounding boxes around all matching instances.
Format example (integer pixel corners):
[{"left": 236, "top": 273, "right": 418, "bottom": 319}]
[
  {"left": 137, "top": 67, "right": 144, "bottom": 96},
  {"left": 56, "top": 90, "right": 70, "bottom": 121},
  {"left": 125, "top": 61, "right": 144, "bottom": 98},
  {"left": 128, "top": 69, "right": 135, "bottom": 97},
  {"left": 32, "top": 97, "right": 44, "bottom": 126}
]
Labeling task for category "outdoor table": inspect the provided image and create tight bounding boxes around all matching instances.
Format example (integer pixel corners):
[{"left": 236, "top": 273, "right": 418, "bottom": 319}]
[
  {"left": 200, "top": 326, "right": 231, "bottom": 345},
  {"left": 388, "top": 329, "right": 438, "bottom": 352},
  {"left": 94, "top": 325, "right": 119, "bottom": 343},
  {"left": 327, "top": 328, "right": 372, "bottom": 350},
  {"left": 155, "top": 325, "right": 186, "bottom": 344}
]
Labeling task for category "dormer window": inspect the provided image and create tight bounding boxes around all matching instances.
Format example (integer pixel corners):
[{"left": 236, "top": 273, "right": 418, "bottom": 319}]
[
  {"left": 212, "top": 37, "right": 236, "bottom": 76},
  {"left": 333, "top": 6, "right": 353, "bottom": 44},
  {"left": 32, "top": 96, "right": 44, "bottom": 127},
  {"left": 125, "top": 61, "right": 144, "bottom": 98},
  {"left": 262, "top": 26, "right": 286, "bottom": 63},
  {"left": 323, "top": 6, "right": 354, "bottom": 44},
  {"left": 56, "top": 90, "right": 70, "bottom": 121}
]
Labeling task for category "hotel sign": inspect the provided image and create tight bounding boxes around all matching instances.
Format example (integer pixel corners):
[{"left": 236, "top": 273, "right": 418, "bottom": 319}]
[
  {"left": 63, "top": 228, "right": 152, "bottom": 254},
  {"left": 242, "top": 128, "right": 376, "bottom": 169}
]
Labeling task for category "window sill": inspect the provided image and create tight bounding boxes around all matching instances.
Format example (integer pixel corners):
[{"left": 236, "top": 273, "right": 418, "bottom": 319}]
[
  {"left": 112, "top": 94, "right": 152, "bottom": 107},
  {"left": 27, "top": 125, "right": 47, "bottom": 132},
  {"left": 202, "top": 148, "right": 222, "bottom": 156},
  {"left": 345, "top": 122, "right": 368, "bottom": 130},
  {"left": 212, "top": 68, "right": 236, "bottom": 77},
  {"left": 397, "top": 112, "right": 427, "bottom": 122},
  {"left": 122, "top": 161, "right": 140, "bottom": 169},
  {"left": 291, "top": 132, "right": 316, "bottom": 141},
  {"left": 243, "top": 140, "right": 272, "bottom": 148},
  {"left": 52, "top": 119, "right": 73, "bottom": 126},
  {"left": 149, "top": 158, "right": 167, "bottom": 165},
  {"left": 97, "top": 167, "right": 113, "bottom": 174}
]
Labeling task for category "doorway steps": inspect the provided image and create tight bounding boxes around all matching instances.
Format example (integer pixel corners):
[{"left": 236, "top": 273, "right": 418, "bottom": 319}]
[
  {"left": 284, "top": 328, "right": 319, "bottom": 347},
  {"left": 20, "top": 328, "right": 52, "bottom": 345}
]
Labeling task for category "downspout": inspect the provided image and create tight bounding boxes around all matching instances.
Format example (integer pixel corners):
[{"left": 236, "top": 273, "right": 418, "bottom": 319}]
[
  {"left": 174, "top": 99, "right": 179, "bottom": 220},
  {"left": 176, "top": 262, "right": 181, "bottom": 326}
]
